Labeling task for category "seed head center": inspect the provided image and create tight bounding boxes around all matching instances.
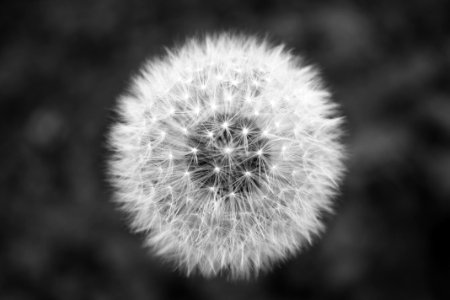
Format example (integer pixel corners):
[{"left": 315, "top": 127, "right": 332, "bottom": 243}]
[{"left": 186, "top": 114, "right": 270, "bottom": 196}]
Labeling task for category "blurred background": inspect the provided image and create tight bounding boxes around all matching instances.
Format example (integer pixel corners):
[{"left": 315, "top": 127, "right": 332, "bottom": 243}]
[{"left": 1, "top": 0, "right": 449, "bottom": 299}]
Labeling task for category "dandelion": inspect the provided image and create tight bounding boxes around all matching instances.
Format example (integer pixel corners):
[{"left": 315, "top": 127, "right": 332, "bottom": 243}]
[{"left": 108, "top": 33, "right": 345, "bottom": 279}]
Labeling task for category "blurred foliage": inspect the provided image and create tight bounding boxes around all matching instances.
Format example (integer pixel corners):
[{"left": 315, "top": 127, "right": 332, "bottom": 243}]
[{"left": 1, "top": 0, "right": 449, "bottom": 299}]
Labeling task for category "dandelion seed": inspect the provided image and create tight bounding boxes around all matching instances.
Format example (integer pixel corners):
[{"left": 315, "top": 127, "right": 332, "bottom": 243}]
[
  {"left": 221, "top": 121, "right": 229, "bottom": 129},
  {"left": 223, "top": 147, "right": 233, "bottom": 154},
  {"left": 108, "top": 33, "right": 346, "bottom": 280}
]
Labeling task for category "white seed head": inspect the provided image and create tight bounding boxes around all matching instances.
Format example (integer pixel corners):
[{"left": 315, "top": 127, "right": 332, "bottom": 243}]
[{"left": 108, "top": 33, "right": 346, "bottom": 280}]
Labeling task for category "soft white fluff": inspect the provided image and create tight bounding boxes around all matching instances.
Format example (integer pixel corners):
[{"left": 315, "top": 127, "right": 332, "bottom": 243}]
[{"left": 108, "top": 33, "right": 345, "bottom": 279}]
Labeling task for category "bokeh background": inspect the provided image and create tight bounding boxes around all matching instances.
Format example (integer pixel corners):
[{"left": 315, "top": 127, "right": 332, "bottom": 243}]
[{"left": 1, "top": 0, "right": 450, "bottom": 299}]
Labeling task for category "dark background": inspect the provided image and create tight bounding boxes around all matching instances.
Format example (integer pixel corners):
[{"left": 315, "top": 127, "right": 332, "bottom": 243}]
[{"left": 1, "top": 0, "right": 450, "bottom": 299}]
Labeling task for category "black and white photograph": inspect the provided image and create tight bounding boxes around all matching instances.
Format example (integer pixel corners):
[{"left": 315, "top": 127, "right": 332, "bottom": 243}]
[{"left": 1, "top": 0, "right": 449, "bottom": 299}]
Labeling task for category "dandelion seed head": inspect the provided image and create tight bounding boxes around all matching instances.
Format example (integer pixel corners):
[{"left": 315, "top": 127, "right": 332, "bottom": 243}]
[{"left": 108, "top": 33, "right": 346, "bottom": 280}]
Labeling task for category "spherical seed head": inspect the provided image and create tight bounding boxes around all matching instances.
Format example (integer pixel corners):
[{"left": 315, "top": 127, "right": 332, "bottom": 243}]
[{"left": 108, "top": 33, "right": 346, "bottom": 279}]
